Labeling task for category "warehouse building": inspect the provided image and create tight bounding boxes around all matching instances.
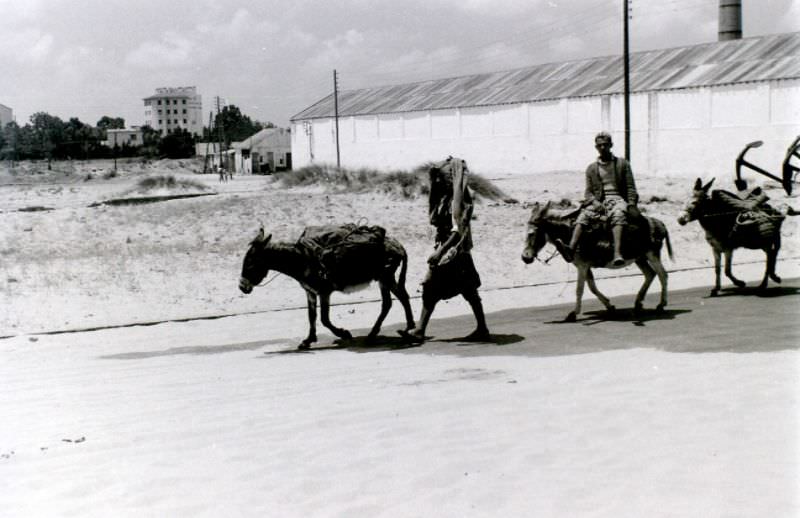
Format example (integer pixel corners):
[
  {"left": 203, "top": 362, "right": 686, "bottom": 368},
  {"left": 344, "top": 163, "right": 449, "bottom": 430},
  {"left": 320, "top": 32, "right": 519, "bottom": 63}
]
[{"left": 290, "top": 31, "right": 800, "bottom": 178}]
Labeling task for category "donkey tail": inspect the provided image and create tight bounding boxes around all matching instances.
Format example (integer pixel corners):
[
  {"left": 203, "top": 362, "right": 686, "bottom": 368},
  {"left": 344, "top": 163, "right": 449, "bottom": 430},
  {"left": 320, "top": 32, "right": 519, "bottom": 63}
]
[
  {"left": 649, "top": 217, "right": 674, "bottom": 261},
  {"left": 664, "top": 227, "right": 674, "bottom": 261},
  {"left": 397, "top": 247, "right": 409, "bottom": 287}
]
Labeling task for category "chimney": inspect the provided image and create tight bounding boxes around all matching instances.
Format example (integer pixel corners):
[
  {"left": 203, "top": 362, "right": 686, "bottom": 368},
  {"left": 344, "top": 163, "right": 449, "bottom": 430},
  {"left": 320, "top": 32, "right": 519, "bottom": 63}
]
[{"left": 718, "top": 0, "right": 742, "bottom": 41}]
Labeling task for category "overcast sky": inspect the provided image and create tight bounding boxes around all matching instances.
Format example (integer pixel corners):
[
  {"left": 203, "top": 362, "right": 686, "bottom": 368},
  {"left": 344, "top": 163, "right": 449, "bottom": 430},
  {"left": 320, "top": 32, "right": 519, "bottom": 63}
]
[{"left": 1, "top": 0, "right": 798, "bottom": 128}]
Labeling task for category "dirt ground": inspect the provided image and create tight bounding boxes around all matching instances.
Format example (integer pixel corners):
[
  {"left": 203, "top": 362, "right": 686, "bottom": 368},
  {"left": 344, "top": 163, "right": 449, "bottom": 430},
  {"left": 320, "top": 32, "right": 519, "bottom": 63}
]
[{"left": 1, "top": 157, "right": 798, "bottom": 336}]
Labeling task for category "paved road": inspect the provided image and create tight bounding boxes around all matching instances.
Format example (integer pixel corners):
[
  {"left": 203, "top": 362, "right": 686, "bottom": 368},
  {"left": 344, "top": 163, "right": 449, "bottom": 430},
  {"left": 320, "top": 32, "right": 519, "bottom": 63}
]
[{"left": 287, "top": 278, "right": 800, "bottom": 357}]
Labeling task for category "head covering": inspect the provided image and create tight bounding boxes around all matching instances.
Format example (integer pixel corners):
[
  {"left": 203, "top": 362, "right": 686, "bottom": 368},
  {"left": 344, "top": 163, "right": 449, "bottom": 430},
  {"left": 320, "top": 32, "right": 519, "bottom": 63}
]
[{"left": 428, "top": 156, "right": 473, "bottom": 254}]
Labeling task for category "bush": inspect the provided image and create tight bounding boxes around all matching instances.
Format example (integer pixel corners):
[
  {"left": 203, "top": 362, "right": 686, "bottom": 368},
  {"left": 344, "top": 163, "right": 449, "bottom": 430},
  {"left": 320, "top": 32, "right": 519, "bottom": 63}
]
[{"left": 273, "top": 162, "right": 512, "bottom": 202}]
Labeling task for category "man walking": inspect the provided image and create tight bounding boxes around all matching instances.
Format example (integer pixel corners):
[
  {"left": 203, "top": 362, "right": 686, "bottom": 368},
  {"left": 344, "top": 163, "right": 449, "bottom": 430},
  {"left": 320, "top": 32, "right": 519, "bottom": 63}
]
[{"left": 399, "top": 157, "right": 490, "bottom": 344}]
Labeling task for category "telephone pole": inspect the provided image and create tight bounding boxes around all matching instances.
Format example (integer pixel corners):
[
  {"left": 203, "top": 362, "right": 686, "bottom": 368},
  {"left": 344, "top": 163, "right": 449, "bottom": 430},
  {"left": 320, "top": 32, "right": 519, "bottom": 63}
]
[
  {"left": 623, "top": 0, "right": 631, "bottom": 161},
  {"left": 333, "top": 69, "right": 341, "bottom": 168}
]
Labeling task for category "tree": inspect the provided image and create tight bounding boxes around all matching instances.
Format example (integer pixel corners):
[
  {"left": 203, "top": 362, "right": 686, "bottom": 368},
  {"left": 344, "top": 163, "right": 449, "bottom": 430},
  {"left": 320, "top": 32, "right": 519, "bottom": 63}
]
[
  {"left": 96, "top": 116, "right": 125, "bottom": 130},
  {"left": 159, "top": 128, "right": 195, "bottom": 159},
  {"left": 30, "top": 112, "right": 66, "bottom": 166},
  {"left": 211, "top": 105, "right": 263, "bottom": 146}
]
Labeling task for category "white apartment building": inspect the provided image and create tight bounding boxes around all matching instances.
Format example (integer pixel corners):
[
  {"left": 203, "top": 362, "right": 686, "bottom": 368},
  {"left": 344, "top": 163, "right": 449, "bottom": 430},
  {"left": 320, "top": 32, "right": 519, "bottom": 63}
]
[
  {"left": 0, "top": 103, "right": 12, "bottom": 128},
  {"left": 143, "top": 87, "right": 203, "bottom": 136}
]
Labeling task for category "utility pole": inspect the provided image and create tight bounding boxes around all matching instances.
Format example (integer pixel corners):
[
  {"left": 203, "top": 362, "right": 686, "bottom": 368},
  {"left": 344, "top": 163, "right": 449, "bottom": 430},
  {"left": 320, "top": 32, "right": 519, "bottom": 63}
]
[
  {"left": 11, "top": 115, "right": 16, "bottom": 170},
  {"left": 623, "top": 0, "right": 631, "bottom": 161},
  {"left": 333, "top": 69, "right": 341, "bottom": 168},
  {"left": 216, "top": 96, "right": 225, "bottom": 171}
]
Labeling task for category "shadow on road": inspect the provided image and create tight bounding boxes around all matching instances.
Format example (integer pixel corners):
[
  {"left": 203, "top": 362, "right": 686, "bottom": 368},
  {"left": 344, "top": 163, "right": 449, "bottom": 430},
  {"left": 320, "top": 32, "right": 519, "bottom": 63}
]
[
  {"left": 708, "top": 286, "right": 800, "bottom": 299},
  {"left": 100, "top": 339, "right": 283, "bottom": 360}
]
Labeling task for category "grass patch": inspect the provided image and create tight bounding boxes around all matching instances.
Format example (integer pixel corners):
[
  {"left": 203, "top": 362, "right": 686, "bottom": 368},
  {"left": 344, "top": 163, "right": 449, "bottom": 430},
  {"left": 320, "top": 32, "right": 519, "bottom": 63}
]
[
  {"left": 135, "top": 175, "right": 208, "bottom": 192},
  {"left": 273, "top": 163, "right": 513, "bottom": 202}
]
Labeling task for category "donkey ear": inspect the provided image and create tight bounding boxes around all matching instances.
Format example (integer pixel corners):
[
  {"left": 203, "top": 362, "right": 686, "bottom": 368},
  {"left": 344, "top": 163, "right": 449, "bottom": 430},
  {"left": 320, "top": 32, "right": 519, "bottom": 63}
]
[
  {"left": 693, "top": 178, "right": 702, "bottom": 191},
  {"left": 542, "top": 200, "right": 551, "bottom": 214},
  {"left": 702, "top": 177, "right": 715, "bottom": 192},
  {"left": 254, "top": 227, "right": 271, "bottom": 246}
]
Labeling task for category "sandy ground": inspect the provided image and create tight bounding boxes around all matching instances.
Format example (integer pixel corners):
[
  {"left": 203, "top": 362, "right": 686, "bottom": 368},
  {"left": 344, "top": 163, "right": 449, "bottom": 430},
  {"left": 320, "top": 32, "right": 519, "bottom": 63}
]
[
  {"left": 1, "top": 158, "right": 799, "bottom": 517},
  {"left": 1, "top": 157, "right": 798, "bottom": 336}
]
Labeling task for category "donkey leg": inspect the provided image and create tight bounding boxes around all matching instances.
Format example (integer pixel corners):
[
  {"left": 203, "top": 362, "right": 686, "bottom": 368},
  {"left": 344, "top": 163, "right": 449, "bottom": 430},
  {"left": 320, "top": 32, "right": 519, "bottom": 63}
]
[
  {"left": 710, "top": 248, "right": 722, "bottom": 296},
  {"left": 566, "top": 266, "right": 588, "bottom": 322},
  {"left": 633, "top": 258, "right": 656, "bottom": 314},
  {"left": 724, "top": 249, "right": 746, "bottom": 288},
  {"left": 319, "top": 293, "right": 353, "bottom": 341},
  {"left": 367, "top": 283, "right": 393, "bottom": 341},
  {"left": 300, "top": 291, "right": 318, "bottom": 350},
  {"left": 647, "top": 253, "right": 669, "bottom": 311},
  {"left": 387, "top": 277, "right": 416, "bottom": 331},
  {"left": 768, "top": 235, "right": 782, "bottom": 284},
  {"left": 585, "top": 269, "right": 615, "bottom": 313}
]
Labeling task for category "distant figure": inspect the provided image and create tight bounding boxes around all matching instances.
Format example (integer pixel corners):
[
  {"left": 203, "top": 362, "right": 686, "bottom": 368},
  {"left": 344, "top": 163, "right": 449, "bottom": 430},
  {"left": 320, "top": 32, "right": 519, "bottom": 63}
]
[
  {"left": 557, "top": 132, "right": 639, "bottom": 266},
  {"left": 399, "top": 157, "right": 490, "bottom": 344},
  {"left": 217, "top": 165, "right": 226, "bottom": 183}
]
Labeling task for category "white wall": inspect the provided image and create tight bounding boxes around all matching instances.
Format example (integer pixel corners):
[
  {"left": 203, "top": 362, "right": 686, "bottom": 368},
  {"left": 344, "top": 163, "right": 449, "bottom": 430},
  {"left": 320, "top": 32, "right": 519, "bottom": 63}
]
[{"left": 291, "top": 78, "right": 800, "bottom": 180}]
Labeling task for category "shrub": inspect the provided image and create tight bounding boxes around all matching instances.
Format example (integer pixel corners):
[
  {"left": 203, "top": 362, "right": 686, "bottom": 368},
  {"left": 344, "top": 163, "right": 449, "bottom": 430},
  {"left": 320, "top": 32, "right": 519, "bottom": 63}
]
[{"left": 274, "top": 163, "right": 512, "bottom": 202}]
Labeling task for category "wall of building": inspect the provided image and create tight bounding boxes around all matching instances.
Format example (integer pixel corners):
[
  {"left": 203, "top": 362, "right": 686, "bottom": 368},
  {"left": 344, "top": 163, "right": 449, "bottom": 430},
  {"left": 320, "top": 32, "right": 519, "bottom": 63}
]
[
  {"left": 291, "top": 78, "right": 800, "bottom": 180},
  {"left": 143, "top": 87, "right": 203, "bottom": 136},
  {"left": 0, "top": 104, "right": 13, "bottom": 128}
]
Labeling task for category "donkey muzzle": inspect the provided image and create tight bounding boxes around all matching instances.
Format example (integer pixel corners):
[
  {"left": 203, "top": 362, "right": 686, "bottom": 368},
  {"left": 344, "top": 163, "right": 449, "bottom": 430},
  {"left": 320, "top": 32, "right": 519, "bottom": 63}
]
[{"left": 239, "top": 277, "right": 253, "bottom": 294}]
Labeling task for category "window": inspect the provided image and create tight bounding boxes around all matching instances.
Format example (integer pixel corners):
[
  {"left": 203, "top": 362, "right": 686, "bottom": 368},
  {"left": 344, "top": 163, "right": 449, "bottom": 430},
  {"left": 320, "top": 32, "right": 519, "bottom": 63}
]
[
  {"left": 158, "top": 110, "right": 162, "bottom": 114},
  {"left": 183, "top": 119, "right": 187, "bottom": 124},
  {"left": 182, "top": 99, "right": 186, "bottom": 104},
  {"left": 158, "top": 120, "right": 162, "bottom": 125},
  {"left": 173, "top": 100, "right": 177, "bottom": 105},
  {"left": 157, "top": 100, "right": 161, "bottom": 105},
  {"left": 182, "top": 109, "right": 186, "bottom": 114}
]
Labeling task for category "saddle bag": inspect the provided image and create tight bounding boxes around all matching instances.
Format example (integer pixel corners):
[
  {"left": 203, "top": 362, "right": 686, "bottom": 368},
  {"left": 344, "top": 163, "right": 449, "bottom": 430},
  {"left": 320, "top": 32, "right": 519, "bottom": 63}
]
[{"left": 297, "top": 224, "right": 388, "bottom": 286}]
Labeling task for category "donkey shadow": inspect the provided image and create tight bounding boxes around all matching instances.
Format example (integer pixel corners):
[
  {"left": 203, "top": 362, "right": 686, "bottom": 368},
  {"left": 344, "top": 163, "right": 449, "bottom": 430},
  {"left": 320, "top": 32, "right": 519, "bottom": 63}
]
[
  {"left": 709, "top": 285, "right": 800, "bottom": 299},
  {"left": 263, "top": 332, "right": 525, "bottom": 355},
  {"left": 546, "top": 307, "right": 692, "bottom": 327}
]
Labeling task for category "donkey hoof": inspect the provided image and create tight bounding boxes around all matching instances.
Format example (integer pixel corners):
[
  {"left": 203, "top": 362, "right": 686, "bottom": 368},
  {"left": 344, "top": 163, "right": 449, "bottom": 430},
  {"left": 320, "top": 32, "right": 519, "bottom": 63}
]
[
  {"left": 564, "top": 312, "right": 577, "bottom": 323},
  {"left": 655, "top": 303, "right": 666, "bottom": 313},
  {"left": 709, "top": 288, "right": 719, "bottom": 297},
  {"left": 770, "top": 274, "right": 782, "bottom": 283},
  {"left": 633, "top": 303, "right": 643, "bottom": 314},
  {"left": 338, "top": 330, "right": 353, "bottom": 340},
  {"left": 733, "top": 280, "right": 746, "bottom": 288},
  {"left": 298, "top": 343, "right": 311, "bottom": 350},
  {"left": 607, "top": 305, "right": 617, "bottom": 313}
]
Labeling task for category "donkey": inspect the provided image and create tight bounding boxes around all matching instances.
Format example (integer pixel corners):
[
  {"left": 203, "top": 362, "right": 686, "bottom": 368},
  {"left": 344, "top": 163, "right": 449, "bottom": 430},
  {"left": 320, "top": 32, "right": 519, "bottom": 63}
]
[
  {"left": 677, "top": 178, "right": 785, "bottom": 296},
  {"left": 239, "top": 226, "right": 416, "bottom": 349},
  {"left": 521, "top": 201, "right": 673, "bottom": 322}
]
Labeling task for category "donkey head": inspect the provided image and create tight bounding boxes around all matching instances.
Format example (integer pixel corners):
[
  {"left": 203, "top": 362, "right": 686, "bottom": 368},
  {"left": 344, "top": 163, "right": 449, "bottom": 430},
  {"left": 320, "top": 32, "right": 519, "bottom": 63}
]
[
  {"left": 239, "top": 227, "right": 272, "bottom": 294},
  {"left": 678, "top": 178, "right": 714, "bottom": 226},
  {"left": 521, "top": 201, "right": 551, "bottom": 264}
]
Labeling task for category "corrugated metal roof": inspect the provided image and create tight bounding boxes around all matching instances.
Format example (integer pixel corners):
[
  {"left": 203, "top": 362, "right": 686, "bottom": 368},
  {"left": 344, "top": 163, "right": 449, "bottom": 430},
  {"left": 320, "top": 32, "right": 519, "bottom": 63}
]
[{"left": 292, "top": 32, "right": 800, "bottom": 121}]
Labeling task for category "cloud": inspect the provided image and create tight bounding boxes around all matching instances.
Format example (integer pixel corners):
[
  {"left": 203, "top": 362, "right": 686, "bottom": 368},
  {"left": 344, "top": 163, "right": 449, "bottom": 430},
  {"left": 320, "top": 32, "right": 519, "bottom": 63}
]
[
  {"left": 125, "top": 32, "right": 195, "bottom": 68},
  {"left": 0, "top": 28, "right": 54, "bottom": 62},
  {"left": 427, "top": 0, "right": 548, "bottom": 15}
]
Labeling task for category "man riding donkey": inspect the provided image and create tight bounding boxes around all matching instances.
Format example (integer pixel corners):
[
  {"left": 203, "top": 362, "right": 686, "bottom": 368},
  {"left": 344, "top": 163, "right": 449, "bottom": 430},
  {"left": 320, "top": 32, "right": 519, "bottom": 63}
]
[
  {"left": 556, "top": 132, "right": 643, "bottom": 266},
  {"left": 399, "top": 157, "right": 490, "bottom": 344}
]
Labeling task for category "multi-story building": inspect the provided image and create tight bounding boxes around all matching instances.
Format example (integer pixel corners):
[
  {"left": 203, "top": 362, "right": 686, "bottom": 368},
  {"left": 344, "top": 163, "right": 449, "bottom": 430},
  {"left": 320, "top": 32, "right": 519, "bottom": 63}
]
[
  {"left": 143, "top": 87, "right": 202, "bottom": 136},
  {"left": 0, "top": 103, "right": 13, "bottom": 128}
]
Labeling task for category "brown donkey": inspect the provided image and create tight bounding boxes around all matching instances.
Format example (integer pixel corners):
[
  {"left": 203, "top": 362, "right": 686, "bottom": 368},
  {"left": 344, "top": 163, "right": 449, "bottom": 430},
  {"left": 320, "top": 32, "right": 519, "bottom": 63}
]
[
  {"left": 677, "top": 178, "right": 789, "bottom": 296},
  {"left": 521, "top": 201, "right": 673, "bottom": 322},
  {"left": 239, "top": 225, "right": 416, "bottom": 349}
]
